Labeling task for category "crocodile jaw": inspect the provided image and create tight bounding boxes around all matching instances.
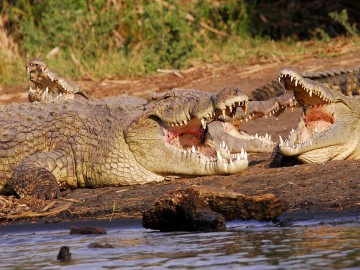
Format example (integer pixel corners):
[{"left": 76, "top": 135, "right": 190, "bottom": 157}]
[
  {"left": 208, "top": 121, "right": 275, "bottom": 153},
  {"left": 280, "top": 109, "right": 359, "bottom": 163},
  {"left": 278, "top": 67, "right": 360, "bottom": 163},
  {"left": 126, "top": 117, "right": 248, "bottom": 176}
]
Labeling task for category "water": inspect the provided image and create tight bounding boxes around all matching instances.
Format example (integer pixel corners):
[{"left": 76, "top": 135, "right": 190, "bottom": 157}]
[{"left": 1, "top": 216, "right": 360, "bottom": 270}]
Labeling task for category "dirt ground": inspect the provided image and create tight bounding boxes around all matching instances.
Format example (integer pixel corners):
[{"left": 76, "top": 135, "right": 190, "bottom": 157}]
[{"left": 0, "top": 47, "right": 360, "bottom": 225}]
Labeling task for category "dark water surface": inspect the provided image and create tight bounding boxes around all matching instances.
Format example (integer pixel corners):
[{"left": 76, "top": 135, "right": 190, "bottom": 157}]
[{"left": 1, "top": 214, "right": 360, "bottom": 269}]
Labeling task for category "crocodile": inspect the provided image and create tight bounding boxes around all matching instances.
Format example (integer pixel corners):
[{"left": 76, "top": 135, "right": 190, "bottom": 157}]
[
  {"left": 276, "top": 66, "right": 360, "bottom": 163},
  {"left": 26, "top": 58, "right": 88, "bottom": 102},
  {"left": 0, "top": 88, "right": 248, "bottom": 199}
]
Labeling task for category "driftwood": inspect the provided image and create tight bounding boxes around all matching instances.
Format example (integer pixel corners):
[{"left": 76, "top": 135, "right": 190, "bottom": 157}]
[{"left": 0, "top": 195, "right": 72, "bottom": 220}]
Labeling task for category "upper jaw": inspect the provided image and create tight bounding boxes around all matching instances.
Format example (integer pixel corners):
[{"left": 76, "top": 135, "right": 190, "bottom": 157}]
[{"left": 278, "top": 67, "right": 336, "bottom": 106}]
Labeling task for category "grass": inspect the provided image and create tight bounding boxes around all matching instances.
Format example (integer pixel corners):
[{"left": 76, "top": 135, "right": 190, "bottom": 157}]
[{"left": 0, "top": 1, "right": 359, "bottom": 86}]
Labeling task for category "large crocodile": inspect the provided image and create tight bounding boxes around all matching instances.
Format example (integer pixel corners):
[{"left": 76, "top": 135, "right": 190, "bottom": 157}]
[
  {"left": 276, "top": 66, "right": 360, "bottom": 163},
  {"left": 26, "top": 58, "right": 88, "bottom": 102},
  {"left": 0, "top": 88, "right": 248, "bottom": 199}
]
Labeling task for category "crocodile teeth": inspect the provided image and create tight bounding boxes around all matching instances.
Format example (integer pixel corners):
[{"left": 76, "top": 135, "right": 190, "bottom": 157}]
[
  {"left": 279, "top": 135, "right": 284, "bottom": 146},
  {"left": 217, "top": 151, "right": 222, "bottom": 161},
  {"left": 201, "top": 118, "right": 206, "bottom": 129}
]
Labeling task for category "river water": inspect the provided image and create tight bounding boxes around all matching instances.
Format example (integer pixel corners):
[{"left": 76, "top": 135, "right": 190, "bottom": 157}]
[{"left": 1, "top": 213, "right": 360, "bottom": 269}]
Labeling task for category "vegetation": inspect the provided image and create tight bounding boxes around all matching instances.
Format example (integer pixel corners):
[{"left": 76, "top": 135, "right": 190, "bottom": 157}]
[{"left": 0, "top": 0, "right": 359, "bottom": 85}]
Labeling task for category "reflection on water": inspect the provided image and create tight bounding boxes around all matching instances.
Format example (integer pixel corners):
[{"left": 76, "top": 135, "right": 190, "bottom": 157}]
[{"left": 1, "top": 220, "right": 360, "bottom": 269}]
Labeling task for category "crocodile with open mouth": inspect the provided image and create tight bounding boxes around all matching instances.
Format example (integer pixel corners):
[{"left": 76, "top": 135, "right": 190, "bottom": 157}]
[
  {"left": 26, "top": 58, "right": 88, "bottom": 102},
  {"left": 277, "top": 66, "right": 360, "bottom": 163},
  {"left": 0, "top": 87, "right": 248, "bottom": 199}
]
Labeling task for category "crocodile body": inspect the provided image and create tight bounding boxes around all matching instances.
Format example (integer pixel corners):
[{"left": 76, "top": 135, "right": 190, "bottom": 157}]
[
  {"left": 276, "top": 67, "right": 360, "bottom": 163},
  {"left": 0, "top": 88, "right": 249, "bottom": 199}
]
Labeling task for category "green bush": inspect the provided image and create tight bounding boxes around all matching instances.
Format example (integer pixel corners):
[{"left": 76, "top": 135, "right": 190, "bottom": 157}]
[{"left": 0, "top": 0, "right": 358, "bottom": 85}]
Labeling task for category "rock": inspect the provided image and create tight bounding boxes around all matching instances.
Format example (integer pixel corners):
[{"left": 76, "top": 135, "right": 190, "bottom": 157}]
[
  {"left": 142, "top": 186, "right": 288, "bottom": 231},
  {"left": 69, "top": 226, "right": 107, "bottom": 235},
  {"left": 195, "top": 186, "right": 288, "bottom": 221},
  {"left": 88, "top": 242, "right": 114, "bottom": 248},
  {"left": 57, "top": 246, "right": 71, "bottom": 262},
  {"left": 142, "top": 188, "right": 226, "bottom": 232}
]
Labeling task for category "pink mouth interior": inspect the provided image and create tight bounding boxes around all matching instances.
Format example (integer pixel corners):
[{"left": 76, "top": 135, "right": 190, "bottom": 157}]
[
  {"left": 304, "top": 108, "right": 334, "bottom": 126},
  {"left": 163, "top": 118, "right": 215, "bottom": 156},
  {"left": 296, "top": 107, "right": 334, "bottom": 143}
]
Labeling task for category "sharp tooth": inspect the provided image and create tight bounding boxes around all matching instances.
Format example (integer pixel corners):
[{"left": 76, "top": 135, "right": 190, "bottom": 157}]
[
  {"left": 278, "top": 77, "right": 281, "bottom": 83},
  {"left": 191, "top": 146, "right": 196, "bottom": 153},
  {"left": 184, "top": 120, "right": 188, "bottom": 125},
  {"left": 229, "top": 105, "right": 233, "bottom": 113},
  {"left": 222, "top": 141, "right": 226, "bottom": 148},
  {"left": 255, "top": 133, "right": 258, "bottom": 139},
  {"left": 244, "top": 151, "right": 248, "bottom": 160},
  {"left": 279, "top": 135, "right": 284, "bottom": 146},
  {"left": 201, "top": 118, "right": 206, "bottom": 129},
  {"left": 309, "top": 90, "right": 312, "bottom": 97},
  {"left": 241, "top": 148, "right": 245, "bottom": 158},
  {"left": 217, "top": 151, "right": 222, "bottom": 160},
  {"left": 295, "top": 80, "right": 298, "bottom": 86},
  {"left": 45, "top": 87, "right": 49, "bottom": 93},
  {"left": 222, "top": 110, "right": 226, "bottom": 118},
  {"left": 29, "top": 86, "right": 33, "bottom": 91}
]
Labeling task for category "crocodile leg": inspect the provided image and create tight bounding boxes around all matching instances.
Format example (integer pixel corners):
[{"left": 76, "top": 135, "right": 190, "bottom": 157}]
[{"left": 8, "top": 149, "right": 77, "bottom": 199}]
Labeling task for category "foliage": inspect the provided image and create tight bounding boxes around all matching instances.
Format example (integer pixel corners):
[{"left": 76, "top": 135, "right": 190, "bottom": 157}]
[
  {"left": 329, "top": 9, "right": 359, "bottom": 37},
  {"left": 0, "top": 0, "right": 358, "bottom": 85}
]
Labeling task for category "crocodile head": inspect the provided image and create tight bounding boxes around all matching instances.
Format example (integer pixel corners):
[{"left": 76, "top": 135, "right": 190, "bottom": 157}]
[
  {"left": 125, "top": 87, "right": 249, "bottom": 175},
  {"left": 26, "top": 58, "right": 88, "bottom": 102},
  {"left": 278, "top": 67, "right": 360, "bottom": 163},
  {"left": 213, "top": 92, "right": 297, "bottom": 153}
]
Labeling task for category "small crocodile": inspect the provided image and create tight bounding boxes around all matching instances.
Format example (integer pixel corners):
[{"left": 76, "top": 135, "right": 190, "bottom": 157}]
[
  {"left": 26, "top": 58, "right": 88, "bottom": 102},
  {"left": 276, "top": 66, "right": 360, "bottom": 163},
  {"left": 0, "top": 88, "right": 248, "bottom": 199}
]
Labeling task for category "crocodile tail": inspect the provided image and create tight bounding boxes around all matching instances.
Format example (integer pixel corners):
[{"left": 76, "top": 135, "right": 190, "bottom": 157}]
[{"left": 250, "top": 80, "right": 284, "bottom": 101}]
